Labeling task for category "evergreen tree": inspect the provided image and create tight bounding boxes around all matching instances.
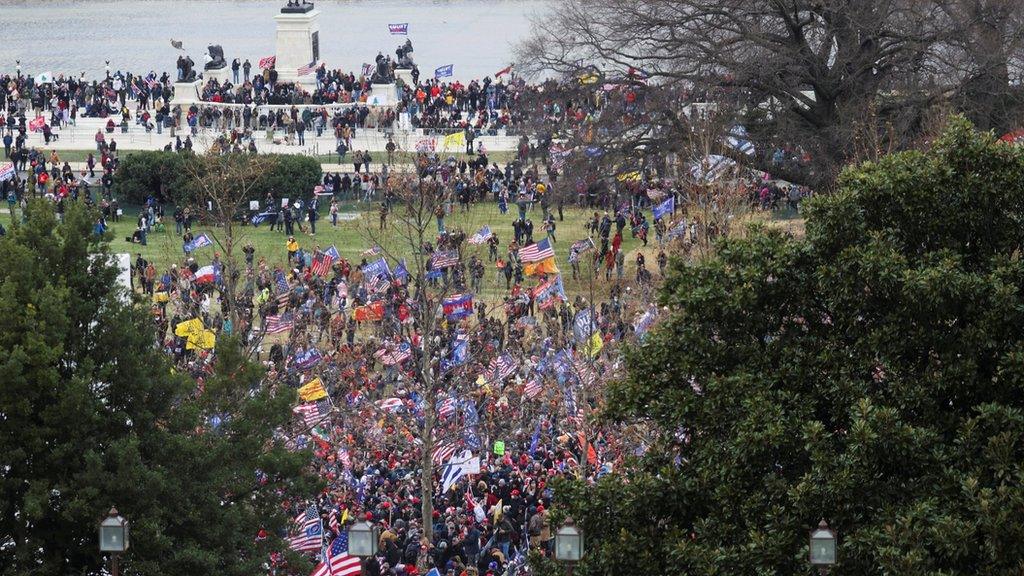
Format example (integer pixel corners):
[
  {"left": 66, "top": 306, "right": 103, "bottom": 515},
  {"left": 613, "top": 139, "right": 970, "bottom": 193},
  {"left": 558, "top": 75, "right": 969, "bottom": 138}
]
[
  {"left": 0, "top": 202, "right": 318, "bottom": 576},
  {"left": 540, "top": 118, "right": 1024, "bottom": 575}
]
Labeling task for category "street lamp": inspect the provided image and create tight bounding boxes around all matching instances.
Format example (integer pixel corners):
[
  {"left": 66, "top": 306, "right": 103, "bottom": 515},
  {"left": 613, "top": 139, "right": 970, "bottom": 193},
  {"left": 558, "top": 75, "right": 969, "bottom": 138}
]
[
  {"left": 346, "top": 520, "right": 378, "bottom": 557},
  {"left": 554, "top": 517, "right": 584, "bottom": 574},
  {"left": 809, "top": 519, "right": 837, "bottom": 575},
  {"left": 15, "top": 60, "right": 20, "bottom": 77},
  {"left": 99, "top": 507, "right": 129, "bottom": 576},
  {"left": 105, "top": 60, "right": 111, "bottom": 78}
]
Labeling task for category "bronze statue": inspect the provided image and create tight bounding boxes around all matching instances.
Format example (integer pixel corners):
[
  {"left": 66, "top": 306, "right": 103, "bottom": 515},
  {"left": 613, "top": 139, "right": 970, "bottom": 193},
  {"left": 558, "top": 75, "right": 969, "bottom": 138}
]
[
  {"left": 205, "top": 45, "right": 227, "bottom": 70},
  {"left": 282, "top": 0, "right": 314, "bottom": 13}
]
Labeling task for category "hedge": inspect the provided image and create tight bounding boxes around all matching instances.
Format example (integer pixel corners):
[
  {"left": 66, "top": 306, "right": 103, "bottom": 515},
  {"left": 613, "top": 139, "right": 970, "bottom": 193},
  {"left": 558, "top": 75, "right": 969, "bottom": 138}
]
[{"left": 113, "top": 151, "right": 322, "bottom": 206}]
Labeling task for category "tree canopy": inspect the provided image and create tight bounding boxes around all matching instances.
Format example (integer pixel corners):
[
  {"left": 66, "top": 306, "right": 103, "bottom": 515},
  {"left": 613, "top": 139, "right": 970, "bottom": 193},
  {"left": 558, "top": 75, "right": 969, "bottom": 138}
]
[
  {"left": 542, "top": 117, "right": 1024, "bottom": 575},
  {"left": 519, "top": 0, "right": 1024, "bottom": 188},
  {"left": 0, "top": 202, "right": 317, "bottom": 576}
]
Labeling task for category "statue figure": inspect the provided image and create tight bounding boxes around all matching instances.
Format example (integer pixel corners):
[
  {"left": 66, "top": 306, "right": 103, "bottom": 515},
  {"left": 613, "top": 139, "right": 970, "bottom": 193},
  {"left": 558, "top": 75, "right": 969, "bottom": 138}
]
[
  {"left": 371, "top": 54, "right": 394, "bottom": 84},
  {"left": 205, "top": 45, "right": 227, "bottom": 70},
  {"left": 396, "top": 39, "right": 415, "bottom": 69},
  {"left": 177, "top": 55, "right": 197, "bottom": 82},
  {"left": 282, "top": 0, "right": 314, "bottom": 13}
]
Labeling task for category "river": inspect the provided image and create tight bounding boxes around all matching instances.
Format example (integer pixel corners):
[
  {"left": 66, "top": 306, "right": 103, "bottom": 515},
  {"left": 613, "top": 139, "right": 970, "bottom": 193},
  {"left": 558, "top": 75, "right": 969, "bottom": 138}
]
[{"left": 0, "top": 0, "right": 548, "bottom": 81}]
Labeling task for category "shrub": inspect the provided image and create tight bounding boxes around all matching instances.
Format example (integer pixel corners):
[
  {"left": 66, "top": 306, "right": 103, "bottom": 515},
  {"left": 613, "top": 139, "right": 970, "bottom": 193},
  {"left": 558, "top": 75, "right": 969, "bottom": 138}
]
[{"left": 114, "top": 152, "right": 322, "bottom": 206}]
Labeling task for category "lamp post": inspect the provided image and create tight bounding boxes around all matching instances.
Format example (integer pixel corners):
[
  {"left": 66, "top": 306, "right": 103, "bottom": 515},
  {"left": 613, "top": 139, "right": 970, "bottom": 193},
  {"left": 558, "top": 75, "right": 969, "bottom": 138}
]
[
  {"left": 99, "top": 507, "right": 129, "bottom": 576},
  {"left": 554, "top": 517, "right": 584, "bottom": 575},
  {"left": 809, "top": 519, "right": 837, "bottom": 576},
  {"left": 15, "top": 60, "right": 20, "bottom": 77},
  {"left": 105, "top": 60, "right": 111, "bottom": 79},
  {"left": 347, "top": 520, "right": 379, "bottom": 572}
]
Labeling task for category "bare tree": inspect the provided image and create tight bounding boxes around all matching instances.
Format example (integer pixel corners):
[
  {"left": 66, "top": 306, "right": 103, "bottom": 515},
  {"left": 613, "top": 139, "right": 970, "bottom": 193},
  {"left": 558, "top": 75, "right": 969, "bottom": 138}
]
[
  {"left": 518, "top": 0, "right": 1024, "bottom": 189},
  {"left": 185, "top": 152, "right": 276, "bottom": 346}
]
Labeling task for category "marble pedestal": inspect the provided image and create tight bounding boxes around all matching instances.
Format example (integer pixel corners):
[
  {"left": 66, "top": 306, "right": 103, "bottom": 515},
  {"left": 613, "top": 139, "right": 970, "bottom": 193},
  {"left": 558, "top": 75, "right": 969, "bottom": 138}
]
[
  {"left": 204, "top": 66, "right": 231, "bottom": 86},
  {"left": 367, "top": 83, "right": 399, "bottom": 106},
  {"left": 395, "top": 69, "right": 415, "bottom": 89},
  {"left": 275, "top": 8, "right": 321, "bottom": 85},
  {"left": 170, "top": 80, "right": 203, "bottom": 107}
]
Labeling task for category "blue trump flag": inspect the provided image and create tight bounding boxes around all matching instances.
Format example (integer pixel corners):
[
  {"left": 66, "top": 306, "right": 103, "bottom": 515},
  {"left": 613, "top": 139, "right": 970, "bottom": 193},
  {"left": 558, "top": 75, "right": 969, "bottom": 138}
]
[
  {"left": 652, "top": 196, "right": 675, "bottom": 220},
  {"left": 435, "top": 64, "right": 454, "bottom": 78}
]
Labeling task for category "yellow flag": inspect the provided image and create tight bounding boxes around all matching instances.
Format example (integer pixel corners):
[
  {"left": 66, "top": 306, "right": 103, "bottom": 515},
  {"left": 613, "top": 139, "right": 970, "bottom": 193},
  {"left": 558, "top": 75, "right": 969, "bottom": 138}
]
[
  {"left": 174, "top": 318, "right": 204, "bottom": 337},
  {"left": 185, "top": 329, "right": 216, "bottom": 350},
  {"left": 298, "top": 377, "right": 327, "bottom": 402},
  {"left": 442, "top": 130, "right": 466, "bottom": 151},
  {"left": 341, "top": 509, "right": 349, "bottom": 525},
  {"left": 524, "top": 257, "right": 560, "bottom": 277},
  {"left": 583, "top": 331, "right": 604, "bottom": 358}
]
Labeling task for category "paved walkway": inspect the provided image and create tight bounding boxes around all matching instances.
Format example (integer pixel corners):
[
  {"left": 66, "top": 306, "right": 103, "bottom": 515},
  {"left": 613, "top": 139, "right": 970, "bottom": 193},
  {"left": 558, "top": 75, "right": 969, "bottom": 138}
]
[{"left": 15, "top": 115, "right": 522, "bottom": 156}]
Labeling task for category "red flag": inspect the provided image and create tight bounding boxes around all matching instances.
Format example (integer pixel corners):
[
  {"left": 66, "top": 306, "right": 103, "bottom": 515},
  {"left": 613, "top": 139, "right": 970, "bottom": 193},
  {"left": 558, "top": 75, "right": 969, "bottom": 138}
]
[{"left": 495, "top": 64, "right": 513, "bottom": 78}]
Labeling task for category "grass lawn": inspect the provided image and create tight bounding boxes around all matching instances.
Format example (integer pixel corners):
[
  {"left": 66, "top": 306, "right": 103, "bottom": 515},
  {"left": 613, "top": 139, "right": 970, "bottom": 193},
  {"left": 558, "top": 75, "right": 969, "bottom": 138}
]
[{"left": 104, "top": 202, "right": 665, "bottom": 301}]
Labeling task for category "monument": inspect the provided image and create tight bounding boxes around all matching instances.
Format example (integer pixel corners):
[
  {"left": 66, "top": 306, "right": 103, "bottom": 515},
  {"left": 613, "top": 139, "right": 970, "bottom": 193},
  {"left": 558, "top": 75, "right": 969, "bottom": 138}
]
[
  {"left": 203, "top": 45, "right": 231, "bottom": 85},
  {"left": 275, "top": 0, "right": 321, "bottom": 85},
  {"left": 172, "top": 54, "right": 202, "bottom": 108}
]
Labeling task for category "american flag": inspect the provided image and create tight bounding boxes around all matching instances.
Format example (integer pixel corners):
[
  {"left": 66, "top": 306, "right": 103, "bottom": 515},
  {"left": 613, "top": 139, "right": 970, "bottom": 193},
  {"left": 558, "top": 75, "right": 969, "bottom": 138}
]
[
  {"left": 374, "top": 342, "right": 412, "bottom": 365},
  {"left": 485, "top": 353, "right": 518, "bottom": 383},
  {"left": 468, "top": 225, "right": 491, "bottom": 245},
  {"left": 311, "top": 532, "right": 361, "bottom": 576},
  {"left": 519, "top": 238, "right": 555, "bottom": 263},
  {"left": 524, "top": 379, "right": 542, "bottom": 399},
  {"left": 293, "top": 399, "right": 331, "bottom": 427},
  {"left": 298, "top": 61, "right": 317, "bottom": 76},
  {"left": 361, "top": 245, "right": 382, "bottom": 257},
  {"left": 337, "top": 447, "right": 352, "bottom": 470},
  {"left": 288, "top": 506, "right": 323, "bottom": 552},
  {"left": 265, "top": 313, "right": 294, "bottom": 335},
  {"left": 275, "top": 269, "right": 290, "bottom": 294},
  {"left": 366, "top": 274, "right": 389, "bottom": 295},
  {"left": 377, "top": 397, "right": 404, "bottom": 412},
  {"left": 568, "top": 238, "right": 595, "bottom": 263},
  {"left": 311, "top": 245, "right": 340, "bottom": 277},
  {"left": 438, "top": 397, "right": 457, "bottom": 419},
  {"left": 430, "top": 250, "right": 459, "bottom": 269},
  {"left": 431, "top": 441, "right": 458, "bottom": 465},
  {"left": 573, "top": 357, "right": 598, "bottom": 388}
]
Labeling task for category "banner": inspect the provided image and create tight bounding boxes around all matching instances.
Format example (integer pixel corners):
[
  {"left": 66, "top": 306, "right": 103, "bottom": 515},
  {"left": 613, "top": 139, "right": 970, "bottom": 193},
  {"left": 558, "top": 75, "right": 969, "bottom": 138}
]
[
  {"left": 434, "top": 64, "right": 454, "bottom": 78},
  {"left": 354, "top": 301, "right": 384, "bottom": 322},
  {"left": 0, "top": 162, "right": 14, "bottom": 182},
  {"left": 298, "top": 377, "right": 328, "bottom": 402},
  {"left": 442, "top": 294, "right": 474, "bottom": 320},
  {"left": 183, "top": 233, "right": 213, "bottom": 253},
  {"left": 388, "top": 23, "right": 409, "bottom": 35},
  {"left": 652, "top": 196, "right": 675, "bottom": 220}
]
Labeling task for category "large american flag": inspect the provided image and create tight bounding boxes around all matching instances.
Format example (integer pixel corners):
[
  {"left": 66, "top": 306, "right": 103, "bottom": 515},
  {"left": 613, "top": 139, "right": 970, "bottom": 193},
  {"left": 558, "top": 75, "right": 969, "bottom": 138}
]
[
  {"left": 524, "top": 378, "right": 542, "bottom": 399},
  {"left": 519, "top": 238, "right": 555, "bottom": 263},
  {"left": 431, "top": 441, "right": 458, "bottom": 465},
  {"left": 293, "top": 399, "right": 331, "bottom": 427},
  {"left": 486, "top": 353, "right": 518, "bottom": 383},
  {"left": 311, "top": 245, "right": 340, "bottom": 277},
  {"left": 438, "top": 397, "right": 457, "bottom": 419},
  {"left": 298, "top": 61, "right": 317, "bottom": 76},
  {"left": 311, "top": 533, "right": 361, "bottom": 576},
  {"left": 265, "top": 313, "right": 294, "bottom": 335},
  {"left": 374, "top": 342, "right": 412, "bottom": 365},
  {"left": 288, "top": 506, "right": 323, "bottom": 552},
  {"left": 430, "top": 250, "right": 460, "bottom": 269}
]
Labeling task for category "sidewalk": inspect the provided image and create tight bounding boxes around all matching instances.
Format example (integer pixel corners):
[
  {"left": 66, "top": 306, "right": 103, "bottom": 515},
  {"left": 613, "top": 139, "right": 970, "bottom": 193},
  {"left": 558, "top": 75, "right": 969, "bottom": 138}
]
[{"left": 13, "top": 115, "right": 522, "bottom": 156}]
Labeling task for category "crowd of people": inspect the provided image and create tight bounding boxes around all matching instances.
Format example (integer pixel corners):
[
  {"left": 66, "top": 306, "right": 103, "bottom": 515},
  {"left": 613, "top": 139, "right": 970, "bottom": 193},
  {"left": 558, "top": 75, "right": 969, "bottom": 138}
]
[
  {"left": 117, "top": 143, "right": 689, "bottom": 576},
  {"left": 0, "top": 51, "right": 809, "bottom": 576}
]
